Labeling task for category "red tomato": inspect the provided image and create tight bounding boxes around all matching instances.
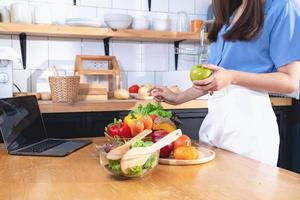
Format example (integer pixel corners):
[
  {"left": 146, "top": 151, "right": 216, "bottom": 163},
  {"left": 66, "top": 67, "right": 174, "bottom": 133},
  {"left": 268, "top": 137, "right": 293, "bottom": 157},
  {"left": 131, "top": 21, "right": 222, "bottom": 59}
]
[
  {"left": 128, "top": 84, "right": 140, "bottom": 93},
  {"left": 173, "top": 135, "right": 191, "bottom": 149}
]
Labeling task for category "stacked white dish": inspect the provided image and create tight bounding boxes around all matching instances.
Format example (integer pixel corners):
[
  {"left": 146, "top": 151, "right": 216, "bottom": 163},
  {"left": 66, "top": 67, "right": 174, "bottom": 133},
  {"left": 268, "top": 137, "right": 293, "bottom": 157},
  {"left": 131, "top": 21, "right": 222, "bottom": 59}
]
[
  {"left": 66, "top": 18, "right": 101, "bottom": 27},
  {"left": 104, "top": 14, "right": 132, "bottom": 29}
]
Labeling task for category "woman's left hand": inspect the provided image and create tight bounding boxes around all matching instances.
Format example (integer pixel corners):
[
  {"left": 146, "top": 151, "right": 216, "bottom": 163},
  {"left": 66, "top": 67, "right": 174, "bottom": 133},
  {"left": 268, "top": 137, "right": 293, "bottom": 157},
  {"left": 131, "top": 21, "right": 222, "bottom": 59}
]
[{"left": 193, "top": 64, "right": 233, "bottom": 92}]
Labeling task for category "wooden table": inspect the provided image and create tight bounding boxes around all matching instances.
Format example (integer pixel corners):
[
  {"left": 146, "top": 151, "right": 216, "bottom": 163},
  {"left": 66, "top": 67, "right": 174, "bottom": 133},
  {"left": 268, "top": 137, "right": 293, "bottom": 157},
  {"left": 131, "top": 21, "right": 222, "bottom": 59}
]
[{"left": 1, "top": 138, "right": 300, "bottom": 200}]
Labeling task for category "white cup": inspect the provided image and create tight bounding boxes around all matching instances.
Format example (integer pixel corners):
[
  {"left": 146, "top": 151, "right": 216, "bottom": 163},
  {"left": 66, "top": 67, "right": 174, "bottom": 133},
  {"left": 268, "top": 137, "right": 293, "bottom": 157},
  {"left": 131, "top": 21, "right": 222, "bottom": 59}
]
[
  {"left": 11, "top": 3, "right": 32, "bottom": 24},
  {"left": 0, "top": 7, "right": 10, "bottom": 23}
]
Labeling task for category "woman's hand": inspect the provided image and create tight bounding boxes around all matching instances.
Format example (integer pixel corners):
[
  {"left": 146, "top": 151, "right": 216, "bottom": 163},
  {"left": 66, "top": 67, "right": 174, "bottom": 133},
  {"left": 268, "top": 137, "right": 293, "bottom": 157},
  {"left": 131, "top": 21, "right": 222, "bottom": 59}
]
[
  {"left": 193, "top": 64, "right": 233, "bottom": 92},
  {"left": 150, "top": 86, "right": 179, "bottom": 105}
]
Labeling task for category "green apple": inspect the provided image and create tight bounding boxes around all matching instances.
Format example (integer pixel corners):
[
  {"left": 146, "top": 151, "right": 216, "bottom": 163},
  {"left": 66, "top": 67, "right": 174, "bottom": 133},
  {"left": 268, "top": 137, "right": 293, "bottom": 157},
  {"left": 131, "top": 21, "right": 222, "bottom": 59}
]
[{"left": 190, "top": 65, "right": 213, "bottom": 81}]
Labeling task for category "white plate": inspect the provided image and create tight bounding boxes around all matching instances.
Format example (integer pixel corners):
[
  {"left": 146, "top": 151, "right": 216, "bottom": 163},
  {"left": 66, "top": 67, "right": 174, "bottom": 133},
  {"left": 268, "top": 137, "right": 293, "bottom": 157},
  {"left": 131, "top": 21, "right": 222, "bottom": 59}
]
[
  {"left": 159, "top": 147, "right": 215, "bottom": 166},
  {"left": 66, "top": 18, "right": 101, "bottom": 27}
]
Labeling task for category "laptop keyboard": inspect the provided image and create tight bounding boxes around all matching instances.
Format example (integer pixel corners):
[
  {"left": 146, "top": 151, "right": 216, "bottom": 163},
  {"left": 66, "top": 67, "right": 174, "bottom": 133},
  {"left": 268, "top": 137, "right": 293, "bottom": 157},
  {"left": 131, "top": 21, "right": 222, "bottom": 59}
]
[{"left": 20, "top": 140, "right": 66, "bottom": 153}]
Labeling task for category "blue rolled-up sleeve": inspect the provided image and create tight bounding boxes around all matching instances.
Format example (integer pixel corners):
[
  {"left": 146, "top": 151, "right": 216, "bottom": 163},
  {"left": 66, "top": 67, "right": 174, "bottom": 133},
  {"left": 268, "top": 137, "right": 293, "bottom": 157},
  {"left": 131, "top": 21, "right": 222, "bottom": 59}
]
[{"left": 270, "top": 1, "right": 300, "bottom": 69}]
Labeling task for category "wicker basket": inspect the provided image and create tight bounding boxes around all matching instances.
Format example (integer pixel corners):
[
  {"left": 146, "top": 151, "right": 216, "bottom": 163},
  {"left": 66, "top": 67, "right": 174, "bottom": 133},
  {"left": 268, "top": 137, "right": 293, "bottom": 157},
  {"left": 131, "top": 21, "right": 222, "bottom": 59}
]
[{"left": 49, "top": 76, "right": 80, "bottom": 103}]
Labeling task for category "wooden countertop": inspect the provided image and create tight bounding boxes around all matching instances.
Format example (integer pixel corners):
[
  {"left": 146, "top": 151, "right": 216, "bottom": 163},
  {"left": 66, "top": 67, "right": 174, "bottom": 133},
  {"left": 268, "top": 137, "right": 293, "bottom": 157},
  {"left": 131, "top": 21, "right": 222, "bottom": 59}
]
[
  {"left": 1, "top": 138, "right": 300, "bottom": 200},
  {"left": 38, "top": 97, "right": 292, "bottom": 113}
]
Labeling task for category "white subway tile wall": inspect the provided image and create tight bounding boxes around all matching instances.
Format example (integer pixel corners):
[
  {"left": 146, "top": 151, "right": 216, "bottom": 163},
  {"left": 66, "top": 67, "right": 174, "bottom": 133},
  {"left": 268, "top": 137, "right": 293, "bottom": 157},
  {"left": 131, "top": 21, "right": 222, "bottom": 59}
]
[
  {"left": 169, "top": 0, "right": 195, "bottom": 14},
  {"left": 48, "top": 37, "right": 81, "bottom": 71},
  {"left": 127, "top": 71, "right": 155, "bottom": 87},
  {"left": 13, "top": 69, "right": 32, "bottom": 92},
  {"left": 81, "top": 39, "right": 105, "bottom": 55},
  {"left": 141, "top": 42, "right": 169, "bottom": 72},
  {"left": 0, "top": 35, "right": 12, "bottom": 46},
  {"left": 80, "top": 0, "right": 111, "bottom": 8},
  {"left": 112, "top": 41, "right": 142, "bottom": 71},
  {"left": 26, "top": 36, "right": 49, "bottom": 70},
  {"left": 0, "top": 0, "right": 211, "bottom": 93}
]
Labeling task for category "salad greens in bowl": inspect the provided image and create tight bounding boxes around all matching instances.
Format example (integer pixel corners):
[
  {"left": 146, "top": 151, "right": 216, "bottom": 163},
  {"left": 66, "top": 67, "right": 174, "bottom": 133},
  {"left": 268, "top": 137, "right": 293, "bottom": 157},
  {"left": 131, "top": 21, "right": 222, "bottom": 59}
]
[{"left": 98, "top": 140, "right": 159, "bottom": 178}]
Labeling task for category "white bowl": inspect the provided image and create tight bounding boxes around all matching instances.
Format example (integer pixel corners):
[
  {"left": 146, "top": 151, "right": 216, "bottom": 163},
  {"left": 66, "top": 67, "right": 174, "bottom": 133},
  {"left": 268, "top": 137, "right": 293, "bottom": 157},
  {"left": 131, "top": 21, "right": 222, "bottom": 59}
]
[{"left": 104, "top": 14, "right": 132, "bottom": 29}]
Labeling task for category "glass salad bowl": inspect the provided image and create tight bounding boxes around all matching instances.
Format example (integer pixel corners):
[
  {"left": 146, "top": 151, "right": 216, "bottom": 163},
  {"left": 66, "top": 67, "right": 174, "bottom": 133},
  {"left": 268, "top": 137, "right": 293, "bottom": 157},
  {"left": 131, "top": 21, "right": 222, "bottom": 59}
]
[{"left": 98, "top": 140, "right": 159, "bottom": 179}]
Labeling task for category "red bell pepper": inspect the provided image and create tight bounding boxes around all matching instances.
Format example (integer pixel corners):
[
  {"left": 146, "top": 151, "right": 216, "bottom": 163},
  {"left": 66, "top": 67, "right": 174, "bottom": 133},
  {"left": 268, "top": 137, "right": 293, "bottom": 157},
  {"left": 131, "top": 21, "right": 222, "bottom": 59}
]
[{"left": 106, "top": 118, "right": 132, "bottom": 138}]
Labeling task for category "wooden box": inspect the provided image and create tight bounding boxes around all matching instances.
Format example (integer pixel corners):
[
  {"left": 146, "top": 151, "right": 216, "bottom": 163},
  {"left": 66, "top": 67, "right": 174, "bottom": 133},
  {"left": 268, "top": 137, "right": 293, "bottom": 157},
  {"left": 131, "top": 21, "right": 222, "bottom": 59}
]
[{"left": 75, "top": 55, "right": 121, "bottom": 99}]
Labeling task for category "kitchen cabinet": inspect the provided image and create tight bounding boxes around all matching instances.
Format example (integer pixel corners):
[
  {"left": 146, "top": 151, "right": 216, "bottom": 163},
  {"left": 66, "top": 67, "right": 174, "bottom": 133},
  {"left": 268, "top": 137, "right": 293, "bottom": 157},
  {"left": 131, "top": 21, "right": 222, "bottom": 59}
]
[
  {"left": 42, "top": 113, "right": 85, "bottom": 138},
  {"left": 290, "top": 99, "right": 300, "bottom": 173},
  {"left": 274, "top": 106, "right": 293, "bottom": 169}
]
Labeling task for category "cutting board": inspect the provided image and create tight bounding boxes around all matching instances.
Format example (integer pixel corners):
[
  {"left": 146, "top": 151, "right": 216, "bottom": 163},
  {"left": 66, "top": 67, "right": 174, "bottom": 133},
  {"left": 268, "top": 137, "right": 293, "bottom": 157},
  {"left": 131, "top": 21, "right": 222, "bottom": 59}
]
[
  {"left": 130, "top": 93, "right": 154, "bottom": 100},
  {"left": 159, "top": 147, "right": 215, "bottom": 166},
  {"left": 79, "top": 84, "right": 107, "bottom": 95},
  {"left": 78, "top": 95, "right": 108, "bottom": 101}
]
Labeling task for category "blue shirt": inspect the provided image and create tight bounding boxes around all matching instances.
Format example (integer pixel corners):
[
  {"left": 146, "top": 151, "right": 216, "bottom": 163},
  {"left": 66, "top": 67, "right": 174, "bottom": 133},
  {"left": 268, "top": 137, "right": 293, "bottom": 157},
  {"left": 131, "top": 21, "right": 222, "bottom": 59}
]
[{"left": 209, "top": 0, "right": 300, "bottom": 73}]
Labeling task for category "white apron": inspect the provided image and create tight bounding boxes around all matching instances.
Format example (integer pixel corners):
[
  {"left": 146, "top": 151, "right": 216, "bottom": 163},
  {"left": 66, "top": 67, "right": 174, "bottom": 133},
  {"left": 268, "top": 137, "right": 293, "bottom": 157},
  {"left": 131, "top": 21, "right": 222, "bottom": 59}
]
[{"left": 199, "top": 85, "right": 280, "bottom": 166}]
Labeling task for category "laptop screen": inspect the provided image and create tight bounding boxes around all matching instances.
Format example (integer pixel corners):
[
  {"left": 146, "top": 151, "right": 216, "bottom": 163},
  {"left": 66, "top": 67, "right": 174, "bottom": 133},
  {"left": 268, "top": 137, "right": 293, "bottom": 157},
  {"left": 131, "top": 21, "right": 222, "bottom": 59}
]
[{"left": 0, "top": 96, "right": 47, "bottom": 151}]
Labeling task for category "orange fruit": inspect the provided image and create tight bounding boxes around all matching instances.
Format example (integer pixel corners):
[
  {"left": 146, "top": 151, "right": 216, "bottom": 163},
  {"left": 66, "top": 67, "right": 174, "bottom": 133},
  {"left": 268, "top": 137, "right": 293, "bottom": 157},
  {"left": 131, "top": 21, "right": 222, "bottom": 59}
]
[{"left": 174, "top": 146, "right": 199, "bottom": 160}]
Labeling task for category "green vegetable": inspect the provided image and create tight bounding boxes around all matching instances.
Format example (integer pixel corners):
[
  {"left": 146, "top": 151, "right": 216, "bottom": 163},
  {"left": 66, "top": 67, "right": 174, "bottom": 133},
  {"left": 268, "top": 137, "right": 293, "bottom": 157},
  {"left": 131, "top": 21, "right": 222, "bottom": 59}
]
[
  {"left": 143, "top": 141, "right": 154, "bottom": 147},
  {"left": 108, "top": 140, "right": 157, "bottom": 177},
  {"left": 128, "top": 166, "right": 144, "bottom": 176},
  {"left": 133, "top": 103, "right": 172, "bottom": 119},
  {"left": 143, "top": 153, "right": 158, "bottom": 169},
  {"left": 131, "top": 140, "right": 145, "bottom": 148},
  {"left": 108, "top": 160, "right": 121, "bottom": 174}
]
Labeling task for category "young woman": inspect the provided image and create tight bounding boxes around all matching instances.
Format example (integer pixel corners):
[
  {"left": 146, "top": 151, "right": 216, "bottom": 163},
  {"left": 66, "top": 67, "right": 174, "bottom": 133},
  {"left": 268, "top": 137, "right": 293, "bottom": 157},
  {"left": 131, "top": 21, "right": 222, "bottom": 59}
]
[{"left": 151, "top": 0, "right": 300, "bottom": 166}]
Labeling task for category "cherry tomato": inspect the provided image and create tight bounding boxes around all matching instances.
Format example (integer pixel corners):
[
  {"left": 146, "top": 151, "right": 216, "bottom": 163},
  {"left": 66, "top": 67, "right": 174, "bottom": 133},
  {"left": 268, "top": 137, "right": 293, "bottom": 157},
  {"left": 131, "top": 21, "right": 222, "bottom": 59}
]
[{"left": 128, "top": 84, "right": 140, "bottom": 93}]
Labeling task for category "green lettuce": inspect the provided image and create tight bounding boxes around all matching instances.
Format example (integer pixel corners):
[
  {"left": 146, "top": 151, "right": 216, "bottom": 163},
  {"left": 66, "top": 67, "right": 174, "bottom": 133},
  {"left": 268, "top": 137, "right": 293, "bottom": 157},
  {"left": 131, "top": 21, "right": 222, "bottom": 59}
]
[
  {"left": 133, "top": 103, "right": 172, "bottom": 118},
  {"left": 128, "top": 166, "right": 143, "bottom": 176},
  {"left": 143, "top": 153, "right": 158, "bottom": 169},
  {"left": 108, "top": 160, "right": 121, "bottom": 174}
]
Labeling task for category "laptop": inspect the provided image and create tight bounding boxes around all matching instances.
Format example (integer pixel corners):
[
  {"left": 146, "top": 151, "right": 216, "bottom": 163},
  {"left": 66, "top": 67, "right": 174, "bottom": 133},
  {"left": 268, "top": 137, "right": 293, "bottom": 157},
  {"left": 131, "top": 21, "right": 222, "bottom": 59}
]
[{"left": 0, "top": 95, "right": 91, "bottom": 156}]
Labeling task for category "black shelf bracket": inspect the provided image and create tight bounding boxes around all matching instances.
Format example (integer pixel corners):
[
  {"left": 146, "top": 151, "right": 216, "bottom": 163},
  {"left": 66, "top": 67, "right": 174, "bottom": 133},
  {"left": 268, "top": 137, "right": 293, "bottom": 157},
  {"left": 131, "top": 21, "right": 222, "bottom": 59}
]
[
  {"left": 148, "top": 0, "right": 152, "bottom": 11},
  {"left": 19, "top": 32, "right": 27, "bottom": 69},
  {"left": 73, "top": 0, "right": 77, "bottom": 6},
  {"left": 174, "top": 40, "right": 184, "bottom": 71},
  {"left": 103, "top": 37, "right": 112, "bottom": 56}
]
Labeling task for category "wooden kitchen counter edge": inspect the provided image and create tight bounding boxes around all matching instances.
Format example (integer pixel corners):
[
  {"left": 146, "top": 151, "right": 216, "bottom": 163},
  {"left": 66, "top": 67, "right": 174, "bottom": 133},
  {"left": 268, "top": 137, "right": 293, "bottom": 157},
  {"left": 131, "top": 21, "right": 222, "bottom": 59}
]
[
  {"left": 38, "top": 97, "right": 292, "bottom": 113},
  {"left": 1, "top": 137, "right": 300, "bottom": 200}
]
